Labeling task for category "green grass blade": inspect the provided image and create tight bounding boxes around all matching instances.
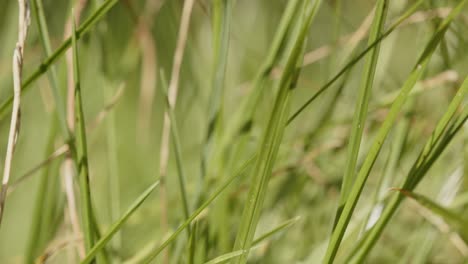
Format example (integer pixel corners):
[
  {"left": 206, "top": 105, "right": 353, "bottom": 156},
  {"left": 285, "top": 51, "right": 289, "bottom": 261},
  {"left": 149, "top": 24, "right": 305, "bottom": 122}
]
[
  {"left": 203, "top": 250, "right": 245, "bottom": 264},
  {"left": 25, "top": 120, "right": 58, "bottom": 263},
  {"left": 396, "top": 189, "right": 468, "bottom": 241},
  {"left": 160, "top": 70, "right": 191, "bottom": 226},
  {"left": 30, "top": 0, "right": 70, "bottom": 139},
  {"left": 0, "top": 0, "right": 118, "bottom": 121},
  {"left": 336, "top": 0, "right": 389, "bottom": 227},
  {"left": 142, "top": 155, "right": 256, "bottom": 264},
  {"left": 322, "top": 2, "right": 467, "bottom": 262},
  {"left": 80, "top": 181, "right": 160, "bottom": 264},
  {"left": 351, "top": 75, "right": 468, "bottom": 263},
  {"left": 203, "top": 216, "right": 299, "bottom": 264},
  {"left": 232, "top": 1, "right": 322, "bottom": 263},
  {"left": 72, "top": 15, "right": 95, "bottom": 252},
  {"left": 225, "top": 0, "right": 301, "bottom": 139},
  {"left": 287, "top": 0, "right": 424, "bottom": 125},
  {"left": 201, "top": 0, "right": 233, "bottom": 177},
  {"left": 252, "top": 216, "right": 300, "bottom": 246}
]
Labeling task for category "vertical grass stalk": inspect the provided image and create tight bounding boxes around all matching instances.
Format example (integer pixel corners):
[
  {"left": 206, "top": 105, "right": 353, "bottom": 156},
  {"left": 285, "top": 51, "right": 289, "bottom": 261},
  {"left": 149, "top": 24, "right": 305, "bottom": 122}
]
[
  {"left": 322, "top": 1, "right": 467, "bottom": 262},
  {"left": 232, "top": 1, "right": 322, "bottom": 263},
  {"left": 336, "top": 0, "right": 389, "bottom": 227},
  {"left": 72, "top": 15, "right": 95, "bottom": 252}
]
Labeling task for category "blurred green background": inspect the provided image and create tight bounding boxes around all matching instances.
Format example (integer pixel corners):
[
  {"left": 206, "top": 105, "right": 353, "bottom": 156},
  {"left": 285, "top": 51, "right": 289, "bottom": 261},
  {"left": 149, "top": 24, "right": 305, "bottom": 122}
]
[{"left": 0, "top": 0, "right": 468, "bottom": 263}]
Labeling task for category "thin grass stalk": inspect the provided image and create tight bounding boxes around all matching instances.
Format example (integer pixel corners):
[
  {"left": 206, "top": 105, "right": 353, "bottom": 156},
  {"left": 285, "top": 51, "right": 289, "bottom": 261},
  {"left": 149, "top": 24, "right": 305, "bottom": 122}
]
[
  {"left": 336, "top": 0, "right": 389, "bottom": 226},
  {"left": 397, "top": 190, "right": 468, "bottom": 240},
  {"left": 287, "top": 0, "right": 424, "bottom": 124},
  {"left": 104, "top": 82, "right": 121, "bottom": 257},
  {"left": 232, "top": 1, "right": 322, "bottom": 263},
  {"left": 322, "top": 2, "right": 467, "bottom": 262},
  {"left": 157, "top": 1, "right": 195, "bottom": 262},
  {"left": 80, "top": 181, "right": 160, "bottom": 264},
  {"left": 201, "top": 0, "right": 232, "bottom": 175},
  {"left": 142, "top": 155, "right": 257, "bottom": 263},
  {"left": 25, "top": 120, "right": 58, "bottom": 263},
  {"left": 351, "top": 75, "right": 468, "bottom": 263},
  {"left": 0, "top": 0, "right": 119, "bottom": 120},
  {"left": 31, "top": 0, "right": 69, "bottom": 138},
  {"left": 72, "top": 16, "right": 95, "bottom": 252},
  {"left": 221, "top": 0, "right": 301, "bottom": 147},
  {"left": 7, "top": 144, "right": 68, "bottom": 195},
  {"left": 160, "top": 70, "right": 191, "bottom": 229},
  {"left": 0, "top": 0, "right": 30, "bottom": 226},
  {"left": 31, "top": 0, "right": 87, "bottom": 255},
  {"left": 361, "top": 112, "right": 409, "bottom": 232}
]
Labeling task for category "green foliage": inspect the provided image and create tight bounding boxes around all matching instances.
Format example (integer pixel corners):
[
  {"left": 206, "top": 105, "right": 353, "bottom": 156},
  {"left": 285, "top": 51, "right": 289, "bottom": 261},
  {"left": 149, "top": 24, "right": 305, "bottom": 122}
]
[{"left": 1, "top": 0, "right": 468, "bottom": 263}]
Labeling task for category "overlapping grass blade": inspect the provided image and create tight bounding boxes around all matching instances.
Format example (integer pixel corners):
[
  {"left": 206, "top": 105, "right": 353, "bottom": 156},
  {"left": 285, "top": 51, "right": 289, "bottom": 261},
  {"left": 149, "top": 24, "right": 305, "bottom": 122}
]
[
  {"left": 160, "top": 70, "right": 191, "bottom": 227},
  {"left": 72, "top": 16, "right": 95, "bottom": 251},
  {"left": 232, "top": 1, "right": 322, "bottom": 263},
  {"left": 80, "top": 181, "right": 160, "bottom": 264},
  {"left": 223, "top": 0, "right": 302, "bottom": 141},
  {"left": 322, "top": 2, "right": 467, "bottom": 262},
  {"left": 203, "top": 216, "right": 299, "bottom": 264},
  {"left": 336, "top": 0, "right": 389, "bottom": 228},
  {"left": 251, "top": 216, "right": 300, "bottom": 246},
  {"left": 0, "top": 0, "right": 118, "bottom": 120},
  {"left": 142, "top": 155, "right": 256, "bottom": 263},
  {"left": 350, "top": 74, "right": 468, "bottom": 263},
  {"left": 203, "top": 250, "right": 244, "bottom": 264},
  {"left": 287, "top": 0, "right": 424, "bottom": 124},
  {"left": 396, "top": 189, "right": 468, "bottom": 241},
  {"left": 25, "top": 121, "right": 58, "bottom": 263},
  {"left": 30, "top": 0, "right": 69, "bottom": 138}
]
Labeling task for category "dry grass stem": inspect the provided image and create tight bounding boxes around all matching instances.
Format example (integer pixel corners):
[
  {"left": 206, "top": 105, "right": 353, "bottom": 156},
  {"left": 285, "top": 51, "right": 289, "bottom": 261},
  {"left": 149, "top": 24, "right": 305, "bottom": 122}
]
[{"left": 0, "top": 0, "right": 30, "bottom": 226}]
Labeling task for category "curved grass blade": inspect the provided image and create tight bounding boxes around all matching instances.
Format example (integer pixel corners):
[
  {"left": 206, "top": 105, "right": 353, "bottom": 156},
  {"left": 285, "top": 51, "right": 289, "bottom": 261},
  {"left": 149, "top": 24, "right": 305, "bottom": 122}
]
[
  {"left": 287, "top": 0, "right": 424, "bottom": 125},
  {"left": 203, "top": 250, "right": 245, "bottom": 264},
  {"left": 322, "top": 2, "right": 467, "bottom": 262},
  {"left": 0, "top": 0, "right": 118, "bottom": 120},
  {"left": 252, "top": 216, "right": 300, "bottom": 246},
  {"left": 335, "top": 0, "right": 389, "bottom": 229},
  {"left": 232, "top": 1, "right": 322, "bottom": 263},
  {"left": 350, "top": 74, "right": 468, "bottom": 263},
  {"left": 395, "top": 189, "right": 468, "bottom": 241},
  {"left": 80, "top": 181, "right": 160, "bottom": 264},
  {"left": 203, "top": 216, "right": 299, "bottom": 264},
  {"left": 141, "top": 155, "right": 256, "bottom": 264}
]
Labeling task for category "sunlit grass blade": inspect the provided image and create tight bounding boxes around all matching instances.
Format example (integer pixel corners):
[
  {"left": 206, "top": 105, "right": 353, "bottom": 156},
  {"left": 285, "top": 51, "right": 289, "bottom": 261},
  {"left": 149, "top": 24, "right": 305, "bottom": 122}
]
[
  {"left": 361, "top": 113, "right": 409, "bottom": 232},
  {"left": 142, "top": 155, "right": 256, "bottom": 264},
  {"left": 350, "top": 75, "right": 468, "bottom": 263},
  {"left": 335, "top": 0, "right": 389, "bottom": 228},
  {"left": 322, "top": 2, "right": 467, "bottom": 262},
  {"left": 160, "top": 70, "right": 191, "bottom": 227},
  {"left": 395, "top": 189, "right": 468, "bottom": 241},
  {"left": 0, "top": 0, "right": 118, "bottom": 121},
  {"left": 232, "top": 1, "right": 322, "bottom": 263},
  {"left": 80, "top": 181, "right": 160, "bottom": 264},
  {"left": 72, "top": 15, "right": 95, "bottom": 252},
  {"left": 287, "top": 0, "right": 424, "bottom": 125}
]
